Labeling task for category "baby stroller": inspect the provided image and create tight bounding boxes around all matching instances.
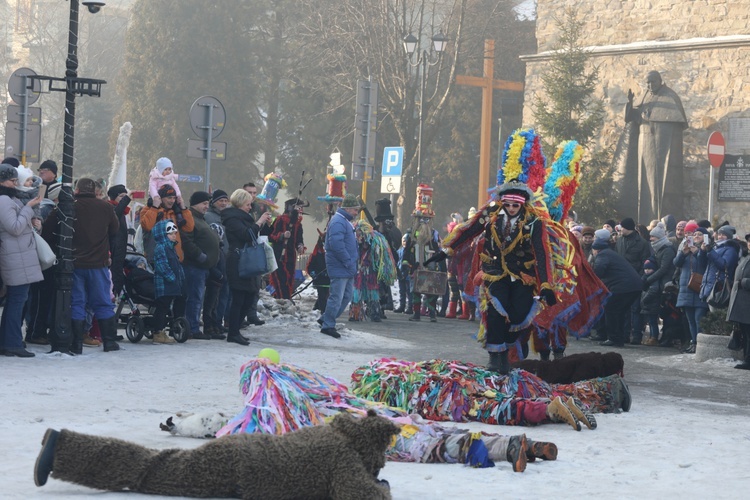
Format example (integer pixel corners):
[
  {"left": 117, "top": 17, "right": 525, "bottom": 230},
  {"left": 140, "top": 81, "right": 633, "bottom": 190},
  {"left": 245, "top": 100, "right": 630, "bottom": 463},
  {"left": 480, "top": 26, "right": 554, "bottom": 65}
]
[{"left": 117, "top": 248, "right": 189, "bottom": 343}]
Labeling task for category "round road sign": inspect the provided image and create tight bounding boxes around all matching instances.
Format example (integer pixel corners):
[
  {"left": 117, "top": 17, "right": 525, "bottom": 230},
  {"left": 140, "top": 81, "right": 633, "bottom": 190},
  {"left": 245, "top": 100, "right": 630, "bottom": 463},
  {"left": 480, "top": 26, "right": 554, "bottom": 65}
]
[
  {"left": 189, "top": 96, "right": 226, "bottom": 140},
  {"left": 707, "top": 131, "right": 725, "bottom": 168},
  {"left": 8, "top": 67, "right": 41, "bottom": 105}
]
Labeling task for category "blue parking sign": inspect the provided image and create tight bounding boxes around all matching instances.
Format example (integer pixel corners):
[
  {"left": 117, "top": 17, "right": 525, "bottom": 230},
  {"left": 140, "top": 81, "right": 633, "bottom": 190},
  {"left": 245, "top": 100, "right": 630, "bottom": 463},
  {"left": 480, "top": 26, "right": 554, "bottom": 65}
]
[{"left": 381, "top": 147, "right": 404, "bottom": 177}]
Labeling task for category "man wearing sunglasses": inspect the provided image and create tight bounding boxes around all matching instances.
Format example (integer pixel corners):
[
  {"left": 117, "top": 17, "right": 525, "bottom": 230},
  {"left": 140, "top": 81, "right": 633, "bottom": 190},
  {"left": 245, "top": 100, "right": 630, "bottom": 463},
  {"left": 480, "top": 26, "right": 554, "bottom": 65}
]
[{"left": 432, "top": 180, "right": 556, "bottom": 374}]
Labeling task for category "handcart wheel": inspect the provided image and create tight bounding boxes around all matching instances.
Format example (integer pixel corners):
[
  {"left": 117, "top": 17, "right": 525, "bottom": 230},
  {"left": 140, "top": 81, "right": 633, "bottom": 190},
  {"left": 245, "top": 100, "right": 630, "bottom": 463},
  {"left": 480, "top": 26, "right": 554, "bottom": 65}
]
[
  {"left": 125, "top": 316, "right": 144, "bottom": 343},
  {"left": 170, "top": 317, "right": 190, "bottom": 343}
]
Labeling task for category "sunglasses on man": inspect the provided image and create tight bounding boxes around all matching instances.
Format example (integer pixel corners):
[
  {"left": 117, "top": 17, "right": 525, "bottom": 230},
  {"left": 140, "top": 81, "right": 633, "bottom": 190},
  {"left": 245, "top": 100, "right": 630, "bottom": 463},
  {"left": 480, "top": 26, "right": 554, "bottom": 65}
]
[{"left": 503, "top": 202, "right": 521, "bottom": 209}]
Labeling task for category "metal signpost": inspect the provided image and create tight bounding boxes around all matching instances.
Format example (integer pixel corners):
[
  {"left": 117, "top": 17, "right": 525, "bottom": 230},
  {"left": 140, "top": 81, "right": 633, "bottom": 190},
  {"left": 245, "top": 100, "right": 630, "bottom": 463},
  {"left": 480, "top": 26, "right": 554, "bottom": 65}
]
[
  {"left": 6, "top": 67, "right": 42, "bottom": 164},
  {"left": 351, "top": 79, "right": 378, "bottom": 183},
  {"left": 707, "top": 131, "right": 725, "bottom": 221},
  {"left": 188, "top": 95, "right": 226, "bottom": 191}
]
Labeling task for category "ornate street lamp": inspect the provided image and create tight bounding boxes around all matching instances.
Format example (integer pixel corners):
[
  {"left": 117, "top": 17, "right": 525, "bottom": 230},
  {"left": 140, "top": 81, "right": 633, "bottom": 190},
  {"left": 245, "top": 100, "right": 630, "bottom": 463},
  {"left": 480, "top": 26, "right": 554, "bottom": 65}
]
[
  {"left": 403, "top": 31, "right": 447, "bottom": 181},
  {"left": 29, "top": 1, "right": 107, "bottom": 353}
]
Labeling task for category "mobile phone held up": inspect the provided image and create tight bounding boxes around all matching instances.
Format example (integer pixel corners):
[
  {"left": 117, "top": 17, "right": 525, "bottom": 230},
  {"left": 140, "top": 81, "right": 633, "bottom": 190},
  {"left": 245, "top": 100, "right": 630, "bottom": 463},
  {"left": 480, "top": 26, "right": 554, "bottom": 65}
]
[{"left": 703, "top": 234, "right": 710, "bottom": 246}]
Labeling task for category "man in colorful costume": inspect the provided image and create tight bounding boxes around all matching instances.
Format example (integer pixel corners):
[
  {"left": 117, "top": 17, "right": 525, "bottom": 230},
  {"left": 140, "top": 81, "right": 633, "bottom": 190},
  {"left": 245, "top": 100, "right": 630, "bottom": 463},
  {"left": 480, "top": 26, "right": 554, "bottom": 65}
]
[{"left": 268, "top": 197, "right": 306, "bottom": 299}]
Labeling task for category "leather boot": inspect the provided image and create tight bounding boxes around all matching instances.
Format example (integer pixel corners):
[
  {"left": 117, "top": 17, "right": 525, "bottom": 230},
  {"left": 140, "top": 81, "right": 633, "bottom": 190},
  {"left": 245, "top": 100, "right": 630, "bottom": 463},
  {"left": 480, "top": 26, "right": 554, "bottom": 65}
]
[
  {"left": 468, "top": 302, "right": 476, "bottom": 321},
  {"left": 445, "top": 301, "right": 458, "bottom": 319},
  {"left": 70, "top": 320, "right": 86, "bottom": 355},
  {"left": 735, "top": 333, "right": 750, "bottom": 370},
  {"left": 98, "top": 316, "right": 121, "bottom": 352},
  {"left": 487, "top": 351, "right": 510, "bottom": 374},
  {"left": 539, "top": 350, "right": 550, "bottom": 361},
  {"left": 408, "top": 303, "right": 421, "bottom": 322},
  {"left": 457, "top": 302, "right": 471, "bottom": 320}
]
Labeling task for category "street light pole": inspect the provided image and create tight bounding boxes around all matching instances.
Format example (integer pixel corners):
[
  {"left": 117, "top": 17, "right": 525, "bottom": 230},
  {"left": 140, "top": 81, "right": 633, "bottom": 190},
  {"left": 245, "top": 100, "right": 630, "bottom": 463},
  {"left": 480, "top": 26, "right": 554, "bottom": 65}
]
[
  {"left": 403, "top": 32, "right": 447, "bottom": 183},
  {"left": 29, "top": 0, "right": 106, "bottom": 353}
]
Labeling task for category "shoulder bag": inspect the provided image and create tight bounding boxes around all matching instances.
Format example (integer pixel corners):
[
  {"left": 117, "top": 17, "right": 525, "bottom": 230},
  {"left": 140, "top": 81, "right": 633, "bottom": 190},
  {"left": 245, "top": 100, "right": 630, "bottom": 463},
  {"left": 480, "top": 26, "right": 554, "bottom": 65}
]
[
  {"left": 237, "top": 230, "right": 269, "bottom": 278},
  {"left": 687, "top": 258, "right": 703, "bottom": 293},
  {"left": 34, "top": 231, "right": 56, "bottom": 270},
  {"left": 707, "top": 268, "right": 730, "bottom": 309}
]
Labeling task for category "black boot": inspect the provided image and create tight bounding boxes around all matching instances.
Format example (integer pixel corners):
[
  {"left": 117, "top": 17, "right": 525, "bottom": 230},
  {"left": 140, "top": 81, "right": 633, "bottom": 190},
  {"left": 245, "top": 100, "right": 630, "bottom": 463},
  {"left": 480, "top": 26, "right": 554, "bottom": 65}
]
[
  {"left": 539, "top": 350, "right": 550, "bottom": 361},
  {"left": 70, "top": 320, "right": 86, "bottom": 355},
  {"left": 735, "top": 333, "right": 750, "bottom": 370},
  {"left": 98, "top": 316, "right": 120, "bottom": 352},
  {"left": 34, "top": 428, "right": 60, "bottom": 487},
  {"left": 487, "top": 351, "right": 510, "bottom": 375},
  {"left": 408, "top": 303, "right": 421, "bottom": 322}
]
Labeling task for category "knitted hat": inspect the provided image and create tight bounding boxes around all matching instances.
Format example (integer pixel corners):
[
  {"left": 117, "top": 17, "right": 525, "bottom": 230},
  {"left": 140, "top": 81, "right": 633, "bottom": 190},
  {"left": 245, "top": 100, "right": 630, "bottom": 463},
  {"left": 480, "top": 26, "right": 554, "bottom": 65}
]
[
  {"left": 694, "top": 227, "right": 709, "bottom": 236},
  {"left": 643, "top": 259, "right": 658, "bottom": 271},
  {"left": 107, "top": 184, "right": 128, "bottom": 200},
  {"left": 650, "top": 225, "right": 667, "bottom": 240},
  {"left": 341, "top": 194, "right": 361, "bottom": 208},
  {"left": 592, "top": 238, "right": 610, "bottom": 250},
  {"left": 15, "top": 165, "right": 35, "bottom": 188},
  {"left": 605, "top": 219, "right": 617, "bottom": 229},
  {"left": 76, "top": 177, "right": 97, "bottom": 194},
  {"left": 158, "top": 184, "right": 177, "bottom": 198},
  {"left": 211, "top": 189, "right": 229, "bottom": 204},
  {"left": 620, "top": 217, "right": 636, "bottom": 231},
  {"left": 0, "top": 163, "right": 18, "bottom": 182},
  {"left": 189, "top": 191, "right": 211, "bottom": 206},
  {"left": 676, "top": 220, "right": 687, "bottom": 229},
  {"left": 2, "top": 156, "right": 20, "bottom": 168},
  {"left": 155, "top": 157, "right": 173, "bottom": 175},
  {"left": 594, "top": 228, "right": 611, "bottom": 241},
  {"left": 39, "top": 159, "right": 58, "bottom": 175},
  {"left": 697, "top": 220, "right": 711, "bottom": 229},
  {"left": 581, "top": 226, "right": 595, "bottom": 237},
  {"left": 717, "top": 225, "right": 736, "bottom": 238},
  {"left": 684, "top": 222, "right": 699, "bottom": 234}
]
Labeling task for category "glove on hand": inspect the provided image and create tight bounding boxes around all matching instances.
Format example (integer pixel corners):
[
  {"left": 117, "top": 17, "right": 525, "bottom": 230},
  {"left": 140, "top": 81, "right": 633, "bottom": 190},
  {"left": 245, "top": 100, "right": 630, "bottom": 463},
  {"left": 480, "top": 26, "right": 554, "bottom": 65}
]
[
  {"left": 539, "top": 288, "right": 557, "bottom": 306},
  {"left": 423, "top": 250, "right": 447, "bottom": 267}
]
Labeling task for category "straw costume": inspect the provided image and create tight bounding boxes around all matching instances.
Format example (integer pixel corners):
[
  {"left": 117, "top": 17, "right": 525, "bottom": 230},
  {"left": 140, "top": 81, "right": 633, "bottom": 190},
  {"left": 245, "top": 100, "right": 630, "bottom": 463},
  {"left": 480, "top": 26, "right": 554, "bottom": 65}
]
[{"left": 349, "top": 220, "right": 398, "bottom": 322}]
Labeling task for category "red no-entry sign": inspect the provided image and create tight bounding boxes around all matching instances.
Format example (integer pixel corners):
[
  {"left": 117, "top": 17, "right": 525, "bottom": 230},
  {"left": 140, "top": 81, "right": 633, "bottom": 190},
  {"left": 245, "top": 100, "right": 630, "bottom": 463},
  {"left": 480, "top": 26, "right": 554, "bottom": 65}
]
[{"left": 707, "top": 131, "right": 725, "bottom": 168}]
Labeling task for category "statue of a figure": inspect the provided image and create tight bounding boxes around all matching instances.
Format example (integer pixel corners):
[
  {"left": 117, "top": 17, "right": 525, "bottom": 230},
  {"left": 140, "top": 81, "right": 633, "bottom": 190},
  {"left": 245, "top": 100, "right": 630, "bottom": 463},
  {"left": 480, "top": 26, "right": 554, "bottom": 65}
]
[{"left": 624, "top": 70, "right": 688, "bottom": 222}]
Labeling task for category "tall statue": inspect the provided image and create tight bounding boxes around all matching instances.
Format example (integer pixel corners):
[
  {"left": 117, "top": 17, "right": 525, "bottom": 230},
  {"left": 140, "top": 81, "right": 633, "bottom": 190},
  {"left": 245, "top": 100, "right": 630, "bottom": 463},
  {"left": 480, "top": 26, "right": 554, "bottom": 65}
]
[{"left": 624, "top": 70, "right": 688, "bottom": 222}]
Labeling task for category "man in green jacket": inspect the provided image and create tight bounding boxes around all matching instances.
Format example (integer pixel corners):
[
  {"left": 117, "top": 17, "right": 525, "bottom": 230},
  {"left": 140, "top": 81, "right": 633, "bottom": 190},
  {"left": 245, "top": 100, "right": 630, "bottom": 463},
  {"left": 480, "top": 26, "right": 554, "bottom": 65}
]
[{"left": 180, "top": 191, "right": 220, "bottom": 339}]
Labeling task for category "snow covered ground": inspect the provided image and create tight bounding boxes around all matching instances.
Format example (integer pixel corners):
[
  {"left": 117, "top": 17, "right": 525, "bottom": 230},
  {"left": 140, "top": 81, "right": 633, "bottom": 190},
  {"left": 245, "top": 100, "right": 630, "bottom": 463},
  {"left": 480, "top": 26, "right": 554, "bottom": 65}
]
[{"left": 2, "top": 290, "right": 749, "bottom": 499}]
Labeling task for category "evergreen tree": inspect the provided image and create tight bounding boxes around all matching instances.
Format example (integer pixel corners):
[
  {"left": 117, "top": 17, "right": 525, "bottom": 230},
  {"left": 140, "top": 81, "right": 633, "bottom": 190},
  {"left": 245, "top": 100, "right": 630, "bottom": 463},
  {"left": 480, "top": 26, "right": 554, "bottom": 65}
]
[{"left": 532, "top": 8, "right": 614, "bottom": 224}]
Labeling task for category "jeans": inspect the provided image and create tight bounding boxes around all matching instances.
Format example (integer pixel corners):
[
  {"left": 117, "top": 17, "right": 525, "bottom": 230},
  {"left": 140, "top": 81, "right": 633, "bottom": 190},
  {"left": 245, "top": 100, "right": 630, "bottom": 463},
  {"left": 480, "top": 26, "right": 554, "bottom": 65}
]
[
  {"left": 182, "top": 264, "right": 208, "bottom": 333},
  {"left": 0, "top": 284, "right": 31, "bottom": 350},
  {"left": 71, "top": 267, "right": 115, "bottom": 321},
  {"left": 320, "top": 277, "right": 354, "bottom": 329},
  {"left": 683, "top": 306, "right": 708, "bottom": 342}
]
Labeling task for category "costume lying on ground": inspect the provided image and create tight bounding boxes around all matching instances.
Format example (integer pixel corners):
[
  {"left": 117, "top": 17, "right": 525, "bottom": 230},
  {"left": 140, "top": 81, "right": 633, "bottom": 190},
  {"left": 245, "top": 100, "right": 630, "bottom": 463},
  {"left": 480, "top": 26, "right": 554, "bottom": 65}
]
[
  {"left": 268, "top": 198, "right": 306, "bottom": 299},
  {"left": 349, "top": 220, "right": 397, "bottom": 322}
]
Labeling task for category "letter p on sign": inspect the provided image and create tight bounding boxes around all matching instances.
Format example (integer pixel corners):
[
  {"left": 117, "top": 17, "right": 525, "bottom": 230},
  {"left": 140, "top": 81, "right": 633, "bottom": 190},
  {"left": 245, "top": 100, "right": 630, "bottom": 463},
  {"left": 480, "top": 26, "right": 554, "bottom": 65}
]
[{"left": 382, "top": 147, "right": 404, "bottom": 177}]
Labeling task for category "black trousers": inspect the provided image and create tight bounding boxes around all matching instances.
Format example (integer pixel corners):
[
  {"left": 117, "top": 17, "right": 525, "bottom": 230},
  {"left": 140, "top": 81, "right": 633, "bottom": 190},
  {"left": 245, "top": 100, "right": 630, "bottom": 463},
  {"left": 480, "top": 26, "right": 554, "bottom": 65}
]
[
  {"left": 604, "top": 291, "right": 641, "bottom": 344},
  {"left": 485, "top": 279, "right": 535, "bottom": 351}
]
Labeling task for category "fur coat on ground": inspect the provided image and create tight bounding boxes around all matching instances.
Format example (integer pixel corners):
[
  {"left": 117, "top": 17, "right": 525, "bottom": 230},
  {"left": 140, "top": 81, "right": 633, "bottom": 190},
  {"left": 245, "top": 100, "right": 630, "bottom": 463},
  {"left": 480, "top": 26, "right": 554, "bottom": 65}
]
[
  {"left": 515, "top": 351, "right": 624, "bottom": 384},
  {"left": 50, "top": 410, "right": 400, "bottom": 500}
]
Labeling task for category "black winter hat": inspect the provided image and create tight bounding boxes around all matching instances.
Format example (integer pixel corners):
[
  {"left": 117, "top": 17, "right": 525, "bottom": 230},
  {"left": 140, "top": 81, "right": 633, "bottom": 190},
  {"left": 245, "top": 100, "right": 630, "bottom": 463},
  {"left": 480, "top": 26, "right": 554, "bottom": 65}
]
[
  {"left": 107, "top": 184, "right": 128, "bottom": 200},
  {"left": 39, "top": 159, "right": 58, "bottom": 175},
  {"left": 2, "top": 157, "right": 20, "bottom": 168},
  {"left": 189, "top": 191, "right": 212, "bottom": 206},
  {"left": 620, "top": 217, "right": 636, "bottom": 231},
  {"left": 158, "top": 184, "right": 177, "bottom": 198},
  {"left": 211, "top": 189, "right": 229, "bottom": 204}
]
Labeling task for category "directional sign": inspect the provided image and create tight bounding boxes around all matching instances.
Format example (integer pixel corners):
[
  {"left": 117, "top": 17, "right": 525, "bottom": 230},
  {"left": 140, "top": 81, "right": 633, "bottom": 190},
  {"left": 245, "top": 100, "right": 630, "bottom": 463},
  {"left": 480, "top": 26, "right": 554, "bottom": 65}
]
[
  {"left": 707, "top": 131, "right": 725, "bottom": 168},
  {"left": 380, "top": 175, "right": 401, "bottom": 194},
  {"left": 381, "top": 147, "right": 404, "bottom": 177},
  {"left": 177, "top": 174, "right": 204, "bottom": 183}
]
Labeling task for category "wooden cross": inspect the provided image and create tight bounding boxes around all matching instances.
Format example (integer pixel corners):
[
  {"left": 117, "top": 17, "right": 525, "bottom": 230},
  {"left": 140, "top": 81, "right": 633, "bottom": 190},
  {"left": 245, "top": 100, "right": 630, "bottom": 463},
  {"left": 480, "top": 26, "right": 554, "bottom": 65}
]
[{"left": 456, "top": 39, "right": 524, "bottom": 209}]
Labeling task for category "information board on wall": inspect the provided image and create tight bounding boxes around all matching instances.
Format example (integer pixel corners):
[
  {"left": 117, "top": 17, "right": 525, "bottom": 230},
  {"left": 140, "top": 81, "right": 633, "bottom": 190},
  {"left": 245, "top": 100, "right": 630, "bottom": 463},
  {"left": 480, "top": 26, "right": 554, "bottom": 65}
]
[
  {"left": 718, "top": 154, "right": 750, "bottom": 201},
  {"left": 727, "top": 118, "right": 750, "bottom": 152}
]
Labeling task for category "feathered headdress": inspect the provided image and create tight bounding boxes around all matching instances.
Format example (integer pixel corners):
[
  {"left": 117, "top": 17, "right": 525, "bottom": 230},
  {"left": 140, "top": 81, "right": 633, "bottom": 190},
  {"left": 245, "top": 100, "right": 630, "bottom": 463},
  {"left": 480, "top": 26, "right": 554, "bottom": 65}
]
[
  {"left": 544, "top": 141, "right": 583, "bottom": 222},
  {"left": 497, "top": 128, "right": 547, "bottom": 194}
]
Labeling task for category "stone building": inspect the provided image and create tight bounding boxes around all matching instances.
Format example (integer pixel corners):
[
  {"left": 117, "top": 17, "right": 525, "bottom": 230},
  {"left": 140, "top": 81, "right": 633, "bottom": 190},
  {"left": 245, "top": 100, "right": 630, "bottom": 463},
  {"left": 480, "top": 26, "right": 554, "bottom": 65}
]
[{"left": 521, "top": 0, "right": 750, "bottom": 231}]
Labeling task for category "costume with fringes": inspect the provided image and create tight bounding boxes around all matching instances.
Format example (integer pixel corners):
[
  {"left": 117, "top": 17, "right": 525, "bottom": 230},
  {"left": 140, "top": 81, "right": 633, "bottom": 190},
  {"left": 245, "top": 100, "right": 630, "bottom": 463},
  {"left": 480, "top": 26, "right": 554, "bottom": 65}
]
[
  {"left": 268, "top": 205, "right": 304, "bottom": 299},
  {"left": 349, "top": 221, "right": 397, "bottom": 321}
]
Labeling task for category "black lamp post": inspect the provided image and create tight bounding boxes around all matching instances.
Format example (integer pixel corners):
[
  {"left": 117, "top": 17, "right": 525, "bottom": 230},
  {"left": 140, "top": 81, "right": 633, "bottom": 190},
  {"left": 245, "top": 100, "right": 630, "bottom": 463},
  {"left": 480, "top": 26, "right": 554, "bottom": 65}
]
[
  {"left": 29, "top": 0, "right": 106, "bottom": 352},
  {"left": 403, "top": 31, "right": 447, "bottom": 181}
]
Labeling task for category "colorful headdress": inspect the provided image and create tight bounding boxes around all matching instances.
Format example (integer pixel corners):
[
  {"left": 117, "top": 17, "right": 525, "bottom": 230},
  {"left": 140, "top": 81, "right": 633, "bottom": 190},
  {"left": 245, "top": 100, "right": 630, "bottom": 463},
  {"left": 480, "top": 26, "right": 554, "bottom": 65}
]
[
  {"left": 496, "top": 128, "right": 547, "bottom": 195},
  {"left": 255, "top": 172, "right": 287, "bottom": 209},
  {"left": 317, "top": 173, "right": 347, "bottom": 203},
  {"left": 544, "top": 140, "right": 583, "bottom": 222},
  {"left": 412, "top": 183, "right": 435, "bottom": 218}
]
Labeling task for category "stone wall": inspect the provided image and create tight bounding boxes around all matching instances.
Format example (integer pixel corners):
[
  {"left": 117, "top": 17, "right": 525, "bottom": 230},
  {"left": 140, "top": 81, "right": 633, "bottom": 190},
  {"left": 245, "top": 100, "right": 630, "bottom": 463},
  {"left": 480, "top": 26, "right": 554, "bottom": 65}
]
[{"left": 523, "top": 0, "right": 750, "bottom": 231}]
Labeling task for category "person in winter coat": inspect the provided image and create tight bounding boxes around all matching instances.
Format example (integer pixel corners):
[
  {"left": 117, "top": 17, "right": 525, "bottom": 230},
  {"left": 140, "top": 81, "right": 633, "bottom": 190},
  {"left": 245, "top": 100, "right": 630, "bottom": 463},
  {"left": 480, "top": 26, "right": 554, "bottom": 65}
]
[
  {"left": 726, "top": 233, "right": 750, "bottom": 370},
  {"left": 640, "top": 259, "right": 662, "bottom": 346},
  {"left": 615, "top": 217, "right": 653, "bottom": 344},
  {"left": 221, "top": 189, "right": 273, "bottom": 345},
  {"left": 591, "top": 236, "right": 644, "bottom": 347},
  {"left": 106, "top": 184, "right": 132, "bottom": 297},
  {"left": 148, "top": 157, "right": 182, "bottom": 208},
  {"left": 318, "top": 194, "right": 361, "bottom": 339},
  {"left": 641, "top": 225, "right": 677, "bottom": 345},
  {"left": 151, "top": 220, "right": 185, "bottom": 345},
  {"left": 698, "top": 225, "right": 741, "bottom": 311},
  {"left": 674, "top": 223, "right": 709, "bottom": 353},
  {"left": 180, "top": 191, "right": 220, "bottom": 340},
  {"left": 203, "top": 189, "right": 230, "bottom": 332},
  {"left": 139, "top": 184, "right": 194, "bottom": 263},
  {"left": 0, "top": 163, "right": 43, "bottom": 357}
]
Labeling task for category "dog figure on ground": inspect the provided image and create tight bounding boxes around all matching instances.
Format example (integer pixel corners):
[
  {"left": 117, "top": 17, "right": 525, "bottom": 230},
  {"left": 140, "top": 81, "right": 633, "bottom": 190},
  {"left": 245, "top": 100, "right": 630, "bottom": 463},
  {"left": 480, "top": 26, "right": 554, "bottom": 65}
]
[
  {"left": 35, "top": 409, "right": 401, "bottom": 500},
  {"left": 515, "top": 351, "right": 624, "bottom": 384}
]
